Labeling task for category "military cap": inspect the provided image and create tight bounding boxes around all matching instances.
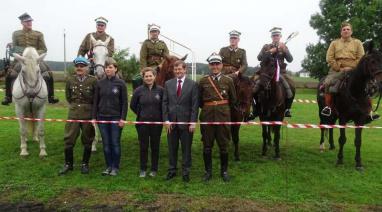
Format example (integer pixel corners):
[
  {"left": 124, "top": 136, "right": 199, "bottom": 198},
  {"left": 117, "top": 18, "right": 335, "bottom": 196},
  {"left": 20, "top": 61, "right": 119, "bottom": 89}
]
[
  {"left": 229, "top": 30, "right": 241, "bottom": 38},
  {"left": 95, "top": 17, "right": 108, "bottom": 25},
  {"left": 18, "top": 13, "right": 33, "bottom": 22},
  {"left": 270, "top": 27, "right": 282, "bottom": 36},
  {"left": 207, "top": 53, "right": 223, "bottom": 64},
  {"left": 149, "top": 24, "right": 161, "bottom": 32},
  {"left": 73, "top": 56, "right": 89, "bottom": 66}
]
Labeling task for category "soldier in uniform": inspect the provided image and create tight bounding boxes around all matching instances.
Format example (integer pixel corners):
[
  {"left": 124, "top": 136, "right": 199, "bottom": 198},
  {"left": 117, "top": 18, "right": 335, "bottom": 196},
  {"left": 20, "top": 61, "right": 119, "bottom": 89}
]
[
  {"left": 1, "top": 13, "right": 59, "bottom": 105},
  {"left": 219, "top": 30, "right": 248, "bottom": 75},
  {"left": 59, "top": 57, "right": 97, "bottom": 175},
  {"left": 78, "top": 17, "right": 114, "bottom": 57},
  {"left": 252, "top": 27, "right": 295, "bottom": 118},
  {"left": 139, "top": 24, "right": 169, "bottom": 68},
  {"left": 199, "top": 53, "right": 237, "bottom": 182}
]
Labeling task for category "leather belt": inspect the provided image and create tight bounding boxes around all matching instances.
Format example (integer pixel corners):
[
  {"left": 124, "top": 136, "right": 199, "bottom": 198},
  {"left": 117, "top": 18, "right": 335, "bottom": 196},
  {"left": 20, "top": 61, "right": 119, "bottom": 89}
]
[{"left": 204, "top": 100, "right": 229, "bottom": 106}]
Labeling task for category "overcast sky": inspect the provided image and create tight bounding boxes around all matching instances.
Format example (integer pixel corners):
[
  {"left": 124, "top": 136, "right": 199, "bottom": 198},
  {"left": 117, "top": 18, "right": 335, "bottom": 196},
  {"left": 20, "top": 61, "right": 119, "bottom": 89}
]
[{"left": 0, "top": 0, "right": 321, "bottom": 72}]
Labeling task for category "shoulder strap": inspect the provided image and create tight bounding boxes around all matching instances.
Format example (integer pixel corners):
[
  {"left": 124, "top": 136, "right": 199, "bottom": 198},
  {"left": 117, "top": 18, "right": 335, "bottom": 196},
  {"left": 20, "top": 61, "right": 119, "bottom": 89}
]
[{"left": 207, "top": 76, "right": 224, "bottom": 100}]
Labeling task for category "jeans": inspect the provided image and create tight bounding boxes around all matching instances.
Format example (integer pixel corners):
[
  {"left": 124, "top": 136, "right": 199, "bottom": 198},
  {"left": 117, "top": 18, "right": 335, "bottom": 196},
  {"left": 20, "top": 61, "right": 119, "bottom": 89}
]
[{"left": 98, "top": 116, "right": 123, "bottom": 170}]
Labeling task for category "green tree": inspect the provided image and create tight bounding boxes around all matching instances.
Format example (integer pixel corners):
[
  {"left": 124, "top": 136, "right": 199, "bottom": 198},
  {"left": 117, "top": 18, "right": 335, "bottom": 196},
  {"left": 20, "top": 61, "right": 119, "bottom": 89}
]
[
  {"left": 302, "top": 0, "right": 382, "bottom": 79},
  {"left": 113, "top": 48, "right": 140, "bottom": 82}
]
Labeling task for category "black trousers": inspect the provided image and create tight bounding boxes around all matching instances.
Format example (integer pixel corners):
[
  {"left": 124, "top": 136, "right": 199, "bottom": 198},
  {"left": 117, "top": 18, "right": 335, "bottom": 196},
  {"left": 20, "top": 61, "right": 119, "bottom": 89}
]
[
  {"left": 136, "top": 124, "right": 163, "bottom": 172},
  {"left": 167, "top": 125, "right": 193, "bottom": 175}
]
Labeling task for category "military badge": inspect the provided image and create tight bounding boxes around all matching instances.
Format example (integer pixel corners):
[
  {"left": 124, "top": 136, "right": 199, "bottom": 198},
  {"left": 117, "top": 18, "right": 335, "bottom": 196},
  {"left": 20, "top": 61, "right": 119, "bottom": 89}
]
[
  {"left": 155, "top": 94, "right": 160, "bottom": 100},
  {"left": 112, "top": 87, "right": 119, "bottom": 94}
]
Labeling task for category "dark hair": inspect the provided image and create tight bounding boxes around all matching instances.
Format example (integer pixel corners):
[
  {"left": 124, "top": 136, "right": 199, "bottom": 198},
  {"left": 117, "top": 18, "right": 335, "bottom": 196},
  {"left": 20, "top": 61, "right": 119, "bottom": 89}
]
[
  {"left": 174, "top": 60, "right": 186, "bottom": 69},
  {"left": 105, "top": 57, "right": 118, "bottom": 68},
  {"left": 141, "top": 67, "right": 157, "bottom": 77}
]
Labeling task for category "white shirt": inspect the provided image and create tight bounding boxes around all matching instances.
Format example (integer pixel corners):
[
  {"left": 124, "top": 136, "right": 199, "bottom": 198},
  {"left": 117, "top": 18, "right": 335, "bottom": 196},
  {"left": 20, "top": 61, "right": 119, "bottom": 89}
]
[{"left": 176, "top": 75, "right": 186, "bottom": 90}]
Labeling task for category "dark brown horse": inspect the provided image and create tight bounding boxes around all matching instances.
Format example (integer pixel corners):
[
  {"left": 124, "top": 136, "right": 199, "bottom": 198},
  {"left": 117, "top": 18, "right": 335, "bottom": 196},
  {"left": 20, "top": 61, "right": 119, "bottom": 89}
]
[
  {"left": 318, "top": 41, "right": 382, "bottom": 170},
  {"left": 155, "top": 55, "right": 187, "bottom": 87},
  {"left": 255, "top": 54, "right": 289, "bottom": 160},
  {"left": 230, "top": 73, "right": 254, "bottom": 161},
  {"left": 317, "top": 77, "right": 337, "bottom": 152}
]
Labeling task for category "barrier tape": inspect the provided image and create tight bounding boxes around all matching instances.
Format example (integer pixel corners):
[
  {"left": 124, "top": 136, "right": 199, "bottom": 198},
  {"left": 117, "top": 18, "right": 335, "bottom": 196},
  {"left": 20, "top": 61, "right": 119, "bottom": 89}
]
[{"left": 0, "top": 116, "right": 381, "bottom": 129}]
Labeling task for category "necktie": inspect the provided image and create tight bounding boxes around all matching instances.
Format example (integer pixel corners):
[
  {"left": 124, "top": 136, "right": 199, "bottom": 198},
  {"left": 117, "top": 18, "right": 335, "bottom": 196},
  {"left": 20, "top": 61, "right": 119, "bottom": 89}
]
[{"left": 177, "top": 79, "right": 182, "bottom": 97}]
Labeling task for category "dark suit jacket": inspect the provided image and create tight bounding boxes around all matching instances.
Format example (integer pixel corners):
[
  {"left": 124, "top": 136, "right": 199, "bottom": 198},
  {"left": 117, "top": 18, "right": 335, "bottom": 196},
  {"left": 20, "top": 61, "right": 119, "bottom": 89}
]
[{"left": 162, "top": 77, "right": 199, "bottom": 129}]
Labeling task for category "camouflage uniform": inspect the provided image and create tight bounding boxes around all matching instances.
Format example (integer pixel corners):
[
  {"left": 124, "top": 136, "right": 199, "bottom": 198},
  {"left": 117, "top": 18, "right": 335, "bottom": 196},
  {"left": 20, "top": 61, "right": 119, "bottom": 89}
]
[{"left": 219, "top": 46, "right": 248, "bottom": 75}]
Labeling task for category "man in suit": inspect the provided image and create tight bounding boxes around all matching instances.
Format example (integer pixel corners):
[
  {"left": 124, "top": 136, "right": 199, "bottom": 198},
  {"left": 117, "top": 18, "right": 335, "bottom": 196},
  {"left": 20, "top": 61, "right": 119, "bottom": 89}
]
[{"left": 162, "top": 60, "right": 199, "bottom": 182}]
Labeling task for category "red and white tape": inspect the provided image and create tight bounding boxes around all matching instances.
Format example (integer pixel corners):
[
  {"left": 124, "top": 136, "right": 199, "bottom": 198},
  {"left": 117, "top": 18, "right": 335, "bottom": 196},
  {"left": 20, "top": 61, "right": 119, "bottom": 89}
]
[{"left": 0, "top": 116, "right": 381, "bottom": 129}]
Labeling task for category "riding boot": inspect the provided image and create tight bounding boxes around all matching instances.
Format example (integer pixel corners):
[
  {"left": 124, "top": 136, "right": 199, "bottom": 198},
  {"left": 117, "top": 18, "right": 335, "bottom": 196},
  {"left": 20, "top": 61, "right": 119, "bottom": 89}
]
[
  {"left": 284, "top": 97, "right": 294, "bottom": 117},
  {"left": 1, "top": 75, "right": 14, "bottom": 105},
  {"left": 321, "top": 93, "right": 332, "bottom": 116},
  {"left": 220, "top": 153, "right": 230, "bottom": 182},
  {"left": 203, "top": 152, "right": 212, "bottom": 182},
  {"left": 43, "top": 75, "right": 59, "bottom": 104},
  {"left": 59, "top": 148, "right": 74, "bottom": 175}
]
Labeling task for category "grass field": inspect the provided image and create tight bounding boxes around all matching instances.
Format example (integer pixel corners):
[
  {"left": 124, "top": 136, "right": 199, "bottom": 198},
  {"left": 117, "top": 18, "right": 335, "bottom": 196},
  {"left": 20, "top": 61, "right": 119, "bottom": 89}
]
[{"left": 0, "top": 83, "right": 381, "bottom": 211}]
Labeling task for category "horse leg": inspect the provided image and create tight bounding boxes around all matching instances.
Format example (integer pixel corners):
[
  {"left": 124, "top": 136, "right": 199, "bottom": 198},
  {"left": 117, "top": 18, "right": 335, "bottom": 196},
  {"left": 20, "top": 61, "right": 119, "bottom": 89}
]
[
  {"left": 262, "top": 125, "right": 268, "bottom": 156},
  {"left": 231, "top": 125, "right": 240, "bottom": 161},
  {"left": 319, "top": 129, "right": 325, "bottom": 152},
  {"left": 267, "top": 126, "right": 272, "bottom": 147},
  {"left": 35, "top": 106, "right": 47, "bottom": 158},
  {"left": 16, "top": 106, "right": 28, "bottom": 156},
  {"left": 354, "top": 128, "right": 363, "bottom": 171},
  {"left": 92, "top": 124, "right": 98, "bottom": 152},
  {"left": 273, "top": 125, "right": 281, "bottom": 160},
  {"left": 329, "top": 128, "right": 335, "bottom": 150},
  {"left": 336, "top": 124, "right": 346, "bottom": 165}
]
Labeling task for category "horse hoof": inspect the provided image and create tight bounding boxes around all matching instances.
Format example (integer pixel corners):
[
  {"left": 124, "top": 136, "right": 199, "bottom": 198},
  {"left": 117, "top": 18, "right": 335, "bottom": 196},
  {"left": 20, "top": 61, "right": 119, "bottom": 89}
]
[
  {"left": 273, "top": 157, "right": 282, "bottom": 161},
  {"left": 234, "top": 157, "right": 240, "bottom": 162},
  {"left": 329, "top": 146, "right": 336, "bottom": 150},
  {"left": 336, "top": 161, "right": 344, "bottom": 166},
  {"left": 91, "top": 146, "right": 97, "bottom": 152},
  {"left": 355, "top": 166, "right": 364, "bottom": 172},
  {"left": 20, "top": 151, "right": 29, "bottom": 157},
  {"left": 39, "top": 150, "right": 48, "bottom": 158}
]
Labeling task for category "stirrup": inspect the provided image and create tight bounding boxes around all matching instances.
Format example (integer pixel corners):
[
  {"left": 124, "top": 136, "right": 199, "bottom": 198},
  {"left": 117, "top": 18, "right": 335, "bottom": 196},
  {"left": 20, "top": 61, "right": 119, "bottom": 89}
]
[{"left": 321, "top": 106, "right": 332, "bottom": 117}]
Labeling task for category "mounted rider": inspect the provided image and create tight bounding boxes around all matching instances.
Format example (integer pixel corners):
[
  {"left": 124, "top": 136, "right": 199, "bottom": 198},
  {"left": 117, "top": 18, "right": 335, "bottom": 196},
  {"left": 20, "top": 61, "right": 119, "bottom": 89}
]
[
  {"left": 251, "top": 27, "right": 295, "bottom": 118},
  {"left": 2, "top": 13, "right": 59, "bottom": 105},
  {"left": 78, "top": 17, "right": 115, "bottom": 75},
  {"left": 219, "top": 30, "right": 248, "bottom": 76},
  {"left": 321, "top": 22, "right": 379, "bottom": 122}
]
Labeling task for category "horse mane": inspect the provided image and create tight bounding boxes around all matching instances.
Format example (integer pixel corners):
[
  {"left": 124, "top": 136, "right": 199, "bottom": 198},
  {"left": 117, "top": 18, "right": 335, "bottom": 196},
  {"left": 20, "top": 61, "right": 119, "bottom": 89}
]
[{"left": 22, "top": 47, "right": 40, "bottom": 82}]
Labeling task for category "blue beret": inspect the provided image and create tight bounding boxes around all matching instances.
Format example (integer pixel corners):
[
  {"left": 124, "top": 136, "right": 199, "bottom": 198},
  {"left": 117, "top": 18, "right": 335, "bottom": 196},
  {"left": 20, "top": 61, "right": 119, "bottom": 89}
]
[{"left": 73, "top": 56, "right": 89, "bottom": 66}]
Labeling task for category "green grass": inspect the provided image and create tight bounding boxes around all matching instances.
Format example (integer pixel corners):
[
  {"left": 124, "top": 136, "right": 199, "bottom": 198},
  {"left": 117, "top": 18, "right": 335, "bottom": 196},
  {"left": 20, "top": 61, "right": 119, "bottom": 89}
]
[{"left": 0, "top": 83, "right": 381, "bottom": 211}]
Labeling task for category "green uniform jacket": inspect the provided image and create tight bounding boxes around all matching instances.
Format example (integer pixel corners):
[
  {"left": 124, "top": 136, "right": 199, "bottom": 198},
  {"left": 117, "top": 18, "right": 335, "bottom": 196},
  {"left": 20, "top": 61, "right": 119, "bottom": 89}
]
[
  {"left": 199, "top": 74, "right": 237, "bottom": 122},
  {"left": 257, "top": 43, "right": 293, "bottom": 71},
  {"left": 66, "top": 74, "right": 97, "bottom": 120},
  {"left": 12, "top": 29, "right": 47, "bottom": 55},
  {"left": 140, "top": 39, "right": 169, "bottom": 68},
  {"left": 219, "top": 46, "right": 248, "bottom": 74},
  {"left": 78, "top": 32, "right": 115, "bottom": 57}
]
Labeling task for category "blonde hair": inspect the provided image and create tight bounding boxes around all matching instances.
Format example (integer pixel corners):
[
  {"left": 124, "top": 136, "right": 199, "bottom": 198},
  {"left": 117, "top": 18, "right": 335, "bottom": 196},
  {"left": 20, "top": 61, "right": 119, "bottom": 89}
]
[{"left": 341, "top": 21, "right": 352, "bottom": 30}]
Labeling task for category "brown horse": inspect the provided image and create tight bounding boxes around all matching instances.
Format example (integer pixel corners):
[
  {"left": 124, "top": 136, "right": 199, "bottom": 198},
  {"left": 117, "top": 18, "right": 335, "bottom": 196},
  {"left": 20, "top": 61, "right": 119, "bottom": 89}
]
[
  {"left": 320, "top": 41, "right": 382, "bottom": 170},
  {"left": 230, "top": 73, "right": 254, "bottom": 161},
  {"left": 155, "top": 55, "right": 187, "bottom": 87},
  {"left": 255, "top": 54, "right": 288, "bottom": 160}
]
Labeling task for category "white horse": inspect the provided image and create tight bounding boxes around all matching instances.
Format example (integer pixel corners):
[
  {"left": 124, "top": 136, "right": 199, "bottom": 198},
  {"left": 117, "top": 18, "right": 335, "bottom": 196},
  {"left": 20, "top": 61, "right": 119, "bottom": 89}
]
[
  {"left": 89, "top": 34, "right": 110, "bottom": 151},
  {"left": 12, "top": 47, "right": 48, "bottom": 157}
]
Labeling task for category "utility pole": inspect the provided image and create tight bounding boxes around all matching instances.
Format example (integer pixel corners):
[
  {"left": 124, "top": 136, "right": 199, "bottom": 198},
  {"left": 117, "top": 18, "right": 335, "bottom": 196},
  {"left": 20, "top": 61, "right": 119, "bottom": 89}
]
[{"left": 63, "top": 29, "right": 67, "bottom": 78}]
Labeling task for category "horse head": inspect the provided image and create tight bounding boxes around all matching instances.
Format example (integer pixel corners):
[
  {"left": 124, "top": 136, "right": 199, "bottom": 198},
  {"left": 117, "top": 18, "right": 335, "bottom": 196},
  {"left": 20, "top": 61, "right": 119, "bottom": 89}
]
[
  {"left": 90, "top": 34, "right": 110, "bottom": 79},
  {"left": 362, "top": 41, "right": 382, "bottom": 83},
  {"left": 233, "top": 73, "right": 254, "bottom": 117},
  {"left": 156, "top": 54, "right": 187, "bottom": 86},
  {"left": 13, "top": 47, "right": 46, "bottom": 85}
]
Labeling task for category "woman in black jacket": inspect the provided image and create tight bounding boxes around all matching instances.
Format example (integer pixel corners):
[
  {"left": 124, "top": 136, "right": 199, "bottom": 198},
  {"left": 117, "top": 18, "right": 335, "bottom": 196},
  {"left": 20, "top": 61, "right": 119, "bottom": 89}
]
[
  {"left": 92, "top": 58, "right": 128, "bottom": 176},
  {"left": 130, "top": 67, "right": 163, "bottom": 178}
]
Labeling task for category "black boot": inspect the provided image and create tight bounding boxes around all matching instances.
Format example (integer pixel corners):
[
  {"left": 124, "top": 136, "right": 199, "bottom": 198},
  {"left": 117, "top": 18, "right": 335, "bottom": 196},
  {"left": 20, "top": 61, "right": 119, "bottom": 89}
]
[
  {"left": 365, "top": 114, "right": 380, "bottom": 124},
  {"left": 220, "top": 153, "right": 230, "bottom": 182},
  {"left": 203, "top": 152, "right": 212, "bottom": 182},
  {"left": 1, "top": 75, "right": 14, "bottom": 105},
  {"left": 44, "top": 75, "right": 59, "bottom": 104},
  {"left": 59, "top": 148, "right": 73, "bottom": 175},
  {"left": 81, "top": 147, "right": 92, "bottom": 174},
  {"left": 284, "top": 97, "right": 294, "bottom": 118}
]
